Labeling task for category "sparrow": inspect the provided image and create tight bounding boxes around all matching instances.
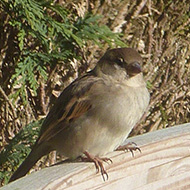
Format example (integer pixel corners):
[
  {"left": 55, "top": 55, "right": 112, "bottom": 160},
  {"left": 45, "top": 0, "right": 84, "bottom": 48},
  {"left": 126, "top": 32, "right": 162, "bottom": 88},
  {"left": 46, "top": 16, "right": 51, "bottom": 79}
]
[{"left": 9, "top": 48, "right": 150, "bottom": 182}]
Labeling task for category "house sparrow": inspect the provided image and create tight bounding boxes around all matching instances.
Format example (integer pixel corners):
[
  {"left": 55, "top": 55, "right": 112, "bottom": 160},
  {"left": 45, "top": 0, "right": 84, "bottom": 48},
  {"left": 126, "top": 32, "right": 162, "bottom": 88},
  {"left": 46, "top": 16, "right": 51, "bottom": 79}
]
[{"left": 9, "top": 48, "right": 150, "bottom": 182}]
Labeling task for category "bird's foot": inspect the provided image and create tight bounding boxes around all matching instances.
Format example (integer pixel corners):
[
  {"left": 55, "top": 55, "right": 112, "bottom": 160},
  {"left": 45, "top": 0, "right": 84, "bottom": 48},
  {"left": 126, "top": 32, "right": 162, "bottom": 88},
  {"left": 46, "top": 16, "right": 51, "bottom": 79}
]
[
  {"left": 82, "top": 151, "right": 112, "bottom": 181},
  {"left": 116, "top": 142, "right": 141, "bottom": 157}
]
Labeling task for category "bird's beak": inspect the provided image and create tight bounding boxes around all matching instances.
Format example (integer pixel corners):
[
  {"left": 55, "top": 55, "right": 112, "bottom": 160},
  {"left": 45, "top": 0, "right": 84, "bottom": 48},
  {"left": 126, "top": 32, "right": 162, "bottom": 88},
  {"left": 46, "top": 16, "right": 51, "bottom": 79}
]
[{"left": 127, "top": 62, "right": 142, "bottom": 77}]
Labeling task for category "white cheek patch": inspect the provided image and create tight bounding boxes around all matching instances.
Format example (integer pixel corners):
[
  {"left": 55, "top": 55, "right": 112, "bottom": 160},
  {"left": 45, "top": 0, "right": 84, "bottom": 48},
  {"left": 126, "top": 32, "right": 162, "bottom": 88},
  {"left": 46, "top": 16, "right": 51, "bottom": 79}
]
[{"left": 114, "top": 64, "right": 120, "bottom": 69}]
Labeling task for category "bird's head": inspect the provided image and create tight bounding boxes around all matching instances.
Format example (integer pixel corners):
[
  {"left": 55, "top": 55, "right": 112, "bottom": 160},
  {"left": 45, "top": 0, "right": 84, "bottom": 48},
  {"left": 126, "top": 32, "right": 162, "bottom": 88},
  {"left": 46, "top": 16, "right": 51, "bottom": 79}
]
[{"left": 95, "top": 48, "right": 143, "bottom": 79}]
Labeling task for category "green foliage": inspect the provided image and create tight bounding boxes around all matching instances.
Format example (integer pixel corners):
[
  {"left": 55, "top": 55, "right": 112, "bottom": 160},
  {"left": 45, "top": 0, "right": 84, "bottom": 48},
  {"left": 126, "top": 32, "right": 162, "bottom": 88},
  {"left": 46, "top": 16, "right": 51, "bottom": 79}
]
[
  {"left": 0, "top": 119, "right": 43, "bottom": 184},
  {"left": 10, "top": 52, "right": 49, "bottom": 104},
  {"left": 74, "top": 14, "right": 125, "bottom": 47},
  {"left": 2, "top": 0, "right": 124, "bottom": 103},
  {"left": 146, "top": 80, "right": 153, "bottom": 90}
]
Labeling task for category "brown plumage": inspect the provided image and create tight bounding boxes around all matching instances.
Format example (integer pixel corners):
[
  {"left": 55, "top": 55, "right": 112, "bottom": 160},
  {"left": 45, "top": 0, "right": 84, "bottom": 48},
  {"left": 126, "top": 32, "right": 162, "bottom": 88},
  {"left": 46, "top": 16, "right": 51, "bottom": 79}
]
[{"left": 9, "top": 48, "right": 149, "bottom": 182}]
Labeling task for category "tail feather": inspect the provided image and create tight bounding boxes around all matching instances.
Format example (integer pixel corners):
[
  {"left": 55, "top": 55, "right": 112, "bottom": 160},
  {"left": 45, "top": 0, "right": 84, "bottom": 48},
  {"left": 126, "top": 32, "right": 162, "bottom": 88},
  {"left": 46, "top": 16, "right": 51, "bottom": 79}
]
[{"left": 9, "top": 144, "right": 52, "bottom": 182}]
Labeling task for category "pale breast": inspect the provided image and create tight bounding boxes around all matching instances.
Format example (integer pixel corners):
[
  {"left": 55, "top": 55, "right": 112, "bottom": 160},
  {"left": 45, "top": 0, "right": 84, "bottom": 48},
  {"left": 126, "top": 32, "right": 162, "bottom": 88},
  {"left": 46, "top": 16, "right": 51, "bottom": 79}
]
[{"left": 92, "top": 84, "right": 149, "bottom": 134}]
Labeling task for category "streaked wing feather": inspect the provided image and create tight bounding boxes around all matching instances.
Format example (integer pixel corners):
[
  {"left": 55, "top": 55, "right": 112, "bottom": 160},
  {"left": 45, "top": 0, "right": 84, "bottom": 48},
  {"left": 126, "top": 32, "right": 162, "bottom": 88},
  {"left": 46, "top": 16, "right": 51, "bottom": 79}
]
[
  {"left": 66, "top": 99, "right": 92, "bottom": 122},
  {"left": 37, "top": 73, "right": 100, "bottom": 144}
]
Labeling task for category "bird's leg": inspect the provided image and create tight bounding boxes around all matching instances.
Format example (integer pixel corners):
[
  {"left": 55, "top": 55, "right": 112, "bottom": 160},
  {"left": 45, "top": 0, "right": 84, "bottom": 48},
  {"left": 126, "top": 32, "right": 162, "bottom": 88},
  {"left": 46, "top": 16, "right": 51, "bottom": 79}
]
[
  {"left": 116, "top": 142, "right": 141, "bottom": 157},
  {"left": 82, "top": 151, "right": 112, "bottom": 181}
]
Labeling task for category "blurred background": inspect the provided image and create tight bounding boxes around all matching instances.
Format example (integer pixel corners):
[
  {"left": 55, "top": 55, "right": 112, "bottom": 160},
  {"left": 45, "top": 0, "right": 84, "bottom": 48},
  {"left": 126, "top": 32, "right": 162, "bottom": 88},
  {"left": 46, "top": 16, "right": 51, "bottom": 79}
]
[{"left": 0, "top": 0, "right": 189, "bottom": 186}]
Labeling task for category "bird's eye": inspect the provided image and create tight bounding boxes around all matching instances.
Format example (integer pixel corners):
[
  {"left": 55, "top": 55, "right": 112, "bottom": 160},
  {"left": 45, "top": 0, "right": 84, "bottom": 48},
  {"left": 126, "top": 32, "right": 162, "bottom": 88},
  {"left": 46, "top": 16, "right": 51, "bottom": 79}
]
[{"left": 115, "top": 57, "right": 125, "bottom": 65}]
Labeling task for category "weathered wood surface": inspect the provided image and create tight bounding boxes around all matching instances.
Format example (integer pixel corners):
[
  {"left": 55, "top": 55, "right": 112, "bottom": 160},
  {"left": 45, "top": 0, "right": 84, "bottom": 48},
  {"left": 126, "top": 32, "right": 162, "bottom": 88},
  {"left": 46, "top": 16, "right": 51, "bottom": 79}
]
[{"left": 1, "top": 123, "right": 190, "bottom": 190}]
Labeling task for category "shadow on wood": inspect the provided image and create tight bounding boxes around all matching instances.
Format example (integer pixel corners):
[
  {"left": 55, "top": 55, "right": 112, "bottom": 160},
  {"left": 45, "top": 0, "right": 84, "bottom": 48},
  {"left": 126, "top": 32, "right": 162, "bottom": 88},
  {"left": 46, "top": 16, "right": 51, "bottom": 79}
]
[{"left": 1, "top": 123, "right": 190, "bottom": 190}]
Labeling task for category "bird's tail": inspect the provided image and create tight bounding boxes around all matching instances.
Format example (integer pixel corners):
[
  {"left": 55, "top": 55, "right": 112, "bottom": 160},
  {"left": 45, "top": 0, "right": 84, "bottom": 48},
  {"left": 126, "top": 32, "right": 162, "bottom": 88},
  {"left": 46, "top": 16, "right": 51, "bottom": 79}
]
[{"left": 9, "top": 143, "right": 52, "bottom": 183}]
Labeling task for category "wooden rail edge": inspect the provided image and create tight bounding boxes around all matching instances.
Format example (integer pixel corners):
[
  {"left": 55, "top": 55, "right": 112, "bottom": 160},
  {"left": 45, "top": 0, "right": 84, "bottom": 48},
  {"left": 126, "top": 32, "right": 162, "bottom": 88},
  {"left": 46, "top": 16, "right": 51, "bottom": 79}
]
[{"left": 1, "top": 123, "right": 190, "bottom": 190}]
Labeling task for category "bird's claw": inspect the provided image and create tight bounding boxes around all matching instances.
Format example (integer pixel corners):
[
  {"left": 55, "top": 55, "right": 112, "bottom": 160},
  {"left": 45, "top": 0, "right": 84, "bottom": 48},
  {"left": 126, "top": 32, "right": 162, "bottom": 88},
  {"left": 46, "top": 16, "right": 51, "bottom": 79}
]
[
  {"left": 116, "top": 142, "right": 141, "bottom": 157},
  {"left": 82, "top": 151, "right": 112, "bottom": 181}
]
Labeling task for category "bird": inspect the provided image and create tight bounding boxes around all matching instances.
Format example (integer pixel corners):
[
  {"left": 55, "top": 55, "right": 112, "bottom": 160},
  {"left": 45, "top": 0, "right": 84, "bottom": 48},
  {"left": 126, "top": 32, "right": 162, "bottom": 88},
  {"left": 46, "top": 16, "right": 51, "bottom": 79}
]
[{"left": 9, "top": 47, "right": 150, "bottom": 182}]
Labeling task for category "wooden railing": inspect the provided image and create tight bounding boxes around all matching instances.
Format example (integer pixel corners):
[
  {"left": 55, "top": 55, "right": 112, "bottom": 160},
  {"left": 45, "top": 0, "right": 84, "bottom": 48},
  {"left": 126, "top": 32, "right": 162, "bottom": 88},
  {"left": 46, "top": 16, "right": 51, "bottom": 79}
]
[{"left": 1, "top": 123, "right": 190, "bottom": 190}]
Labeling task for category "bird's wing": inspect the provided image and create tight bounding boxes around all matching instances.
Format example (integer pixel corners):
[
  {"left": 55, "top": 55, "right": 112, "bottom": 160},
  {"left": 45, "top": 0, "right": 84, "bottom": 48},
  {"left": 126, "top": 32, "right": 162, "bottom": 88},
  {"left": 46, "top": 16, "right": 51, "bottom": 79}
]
[{"left": 37, "top": 72, "right": 102, "bottom": 144}]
